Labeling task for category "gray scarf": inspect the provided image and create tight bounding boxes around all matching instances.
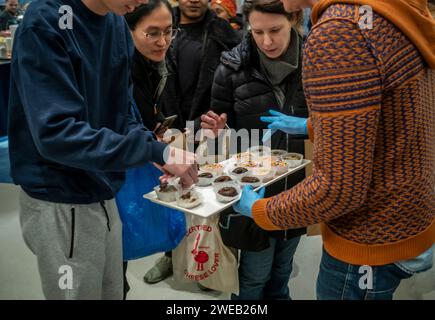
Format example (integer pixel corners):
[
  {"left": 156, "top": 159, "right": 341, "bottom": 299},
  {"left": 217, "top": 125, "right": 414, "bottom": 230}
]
[
  {"left": 257, "top": 27, "right": 299, "bottom": 108},
  {"left": 153, "top": 60, "right": 169, "bottom": 100}
]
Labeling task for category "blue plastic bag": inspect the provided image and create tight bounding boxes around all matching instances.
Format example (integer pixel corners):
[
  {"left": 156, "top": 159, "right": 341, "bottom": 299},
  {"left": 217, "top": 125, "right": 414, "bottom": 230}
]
[
  {"left": 116, "top": 162, "right": 186, "bottom": 261},
  {"left": 0, "top": 137, "right": 12, "bottom": 184}
]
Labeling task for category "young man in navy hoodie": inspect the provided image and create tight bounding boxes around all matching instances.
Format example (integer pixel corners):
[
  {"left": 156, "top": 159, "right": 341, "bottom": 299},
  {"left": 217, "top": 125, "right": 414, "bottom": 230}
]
[{"left": 8, "top": 0, "right": 198, "bottom": 299}]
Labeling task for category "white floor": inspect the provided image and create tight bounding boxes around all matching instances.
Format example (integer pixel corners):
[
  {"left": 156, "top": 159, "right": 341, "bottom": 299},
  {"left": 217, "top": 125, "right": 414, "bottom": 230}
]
[{"left": 0, "top": 183, "right": 434, "bottom": 300}]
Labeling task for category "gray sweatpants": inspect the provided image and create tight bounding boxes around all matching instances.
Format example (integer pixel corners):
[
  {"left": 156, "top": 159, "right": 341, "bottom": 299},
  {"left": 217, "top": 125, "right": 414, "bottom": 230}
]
[{"left": 19, "top": 189, "right": 123, "bottom": 300}]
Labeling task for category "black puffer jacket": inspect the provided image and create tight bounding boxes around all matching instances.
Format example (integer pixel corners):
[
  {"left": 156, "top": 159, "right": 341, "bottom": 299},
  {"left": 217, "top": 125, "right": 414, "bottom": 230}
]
[
  {"left": 167, "top": 8, "right": 241, "bottom": 131},
  {"left": 211, "top": 31, "right": 308, "bottom": 240}
]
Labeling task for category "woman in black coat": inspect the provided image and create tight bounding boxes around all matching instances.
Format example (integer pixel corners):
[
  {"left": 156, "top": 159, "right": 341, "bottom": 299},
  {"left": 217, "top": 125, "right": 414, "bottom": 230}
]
[
  {"left": 126, "top": 0, "right": 183, "bottom": 134},
  {"left": 201, "top": 0, "right": 308, "bottom": 300},
  {"left": 123, "top": 0, "right": 182, "bottom": 296}
]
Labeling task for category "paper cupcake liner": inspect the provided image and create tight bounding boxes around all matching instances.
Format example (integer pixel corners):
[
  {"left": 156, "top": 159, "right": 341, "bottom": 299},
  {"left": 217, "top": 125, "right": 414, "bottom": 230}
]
[
  {"left": 154, "top": 185, "right": 177, "bottom": 202},
  {"left": 197, "top": 171, "right": 214, "bottom": 186},
  {"left": 238, "top": 177, "right": 262, "bottom": 189},
  {"left": 213, "top": 182, "right": 240, "bottom": 203},
  {"left": 282, "top": 153, "right": 304, "bottom": 168},
  {"left": 176, "top": 189, "right": 202, "bottom": 208}
]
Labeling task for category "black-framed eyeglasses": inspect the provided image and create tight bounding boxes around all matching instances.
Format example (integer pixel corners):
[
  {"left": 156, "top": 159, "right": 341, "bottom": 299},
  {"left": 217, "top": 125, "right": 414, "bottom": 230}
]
[{"left": 142, "top": 28, "right": 180, "bottom": 42}]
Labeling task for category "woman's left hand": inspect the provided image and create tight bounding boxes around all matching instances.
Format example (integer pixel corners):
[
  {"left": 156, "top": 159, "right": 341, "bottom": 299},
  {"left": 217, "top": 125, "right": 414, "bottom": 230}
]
[{"left": 233, "top": 186, "right": 266, "bottom": 218}]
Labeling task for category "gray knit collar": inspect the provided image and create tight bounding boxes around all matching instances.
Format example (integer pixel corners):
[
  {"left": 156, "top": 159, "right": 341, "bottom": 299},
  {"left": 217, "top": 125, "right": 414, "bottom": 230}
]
[{"left": 257, "top": 27, "right": 299, "bottom": 86}]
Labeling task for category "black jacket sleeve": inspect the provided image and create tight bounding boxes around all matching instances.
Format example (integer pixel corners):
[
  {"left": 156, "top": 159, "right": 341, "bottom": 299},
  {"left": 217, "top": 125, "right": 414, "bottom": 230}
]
[
  {"left": 210, "top": 63, "right": 237, "bottom": 128},
  {"left": 0, "top": 12, "right": 8, "bottom": 31}
]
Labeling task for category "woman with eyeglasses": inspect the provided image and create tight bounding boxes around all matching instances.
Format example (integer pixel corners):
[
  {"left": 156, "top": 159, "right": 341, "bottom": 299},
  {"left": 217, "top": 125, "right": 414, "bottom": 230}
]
[
  {"left": 201, "top": 0, "right": 307, "bottom": 300},
  {"left": 121, "top": 0, "right": 185, "bottom": 299},
  {"left": 125, "top": 0, "right": 183, "bottom": 136}
]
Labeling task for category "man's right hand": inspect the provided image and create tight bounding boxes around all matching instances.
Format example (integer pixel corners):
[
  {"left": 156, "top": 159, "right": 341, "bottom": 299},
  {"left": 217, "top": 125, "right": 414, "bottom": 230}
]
[
  {"left": 200, "top": 111, "right": 227, "bottom": 139},
  {"left": 162, "top": 146, "right": 198, "bottom": 188}
]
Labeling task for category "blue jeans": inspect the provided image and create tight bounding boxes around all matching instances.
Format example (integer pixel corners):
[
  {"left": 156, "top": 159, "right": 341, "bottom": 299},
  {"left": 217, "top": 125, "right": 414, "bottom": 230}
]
[
  {"left": 316, "top": 247, "right": 433, "bottom": 300},
  {"left": 232, "top": 236, "right": 300, "bottom": 300}
]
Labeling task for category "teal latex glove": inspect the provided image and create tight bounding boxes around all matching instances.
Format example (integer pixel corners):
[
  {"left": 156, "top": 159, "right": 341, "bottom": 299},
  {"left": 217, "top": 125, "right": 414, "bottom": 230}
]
[
  {"left": 261, "top": 109, "right": 308, "bottom": 142},
  {"left": 233, "top": 186, "right": 266, "bottom": 218}
]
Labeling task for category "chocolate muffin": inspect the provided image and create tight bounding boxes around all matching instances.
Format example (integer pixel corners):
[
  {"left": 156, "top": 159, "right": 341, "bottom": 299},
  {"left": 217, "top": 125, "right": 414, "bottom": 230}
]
[
  {"left": 232, "top": 167, "right": 248, "bottom": 175},
  {"left": 284, "top": 154, "right": 301, "bottom": 160},
  {"left": 241, "top": 176, "right": 260, "bottom": 183},
  {"left": 198, "top": 172, "right": 213, "bottom": 178},
  {"left": 180, "top": 192, "right": 191, "bottom": 200},
  {"left": 159, "top": 183, "right": 177, "bottom": 193},
  {"left": 214, "top": 175, "right": 233, "bottom": 183},
  {"left": 180, "top": 192, "right": 197, "bottom": 202},
  {"left": 271, "top": 150, "right": 287, "bottom": 156},
  {"left": 218, "top": 187, "right": 238, "bottom": 197}
]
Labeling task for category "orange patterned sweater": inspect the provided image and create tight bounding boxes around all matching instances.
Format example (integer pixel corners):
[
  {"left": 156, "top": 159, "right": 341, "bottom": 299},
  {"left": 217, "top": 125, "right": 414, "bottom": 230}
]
[{"left": 252, "top": 2, "right": 435, "bottom": 266}]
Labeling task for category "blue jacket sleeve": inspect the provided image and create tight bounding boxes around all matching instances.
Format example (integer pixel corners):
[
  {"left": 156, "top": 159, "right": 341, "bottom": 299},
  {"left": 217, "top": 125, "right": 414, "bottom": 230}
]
[{"left": 12, "top": 27, "right": 167, "bottom": 170}]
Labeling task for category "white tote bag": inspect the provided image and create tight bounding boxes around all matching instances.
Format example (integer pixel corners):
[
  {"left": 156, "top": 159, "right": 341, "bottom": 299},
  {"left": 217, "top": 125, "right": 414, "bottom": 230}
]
[{"left": 172, "top": 213, "right": 239, "bottom": 294}]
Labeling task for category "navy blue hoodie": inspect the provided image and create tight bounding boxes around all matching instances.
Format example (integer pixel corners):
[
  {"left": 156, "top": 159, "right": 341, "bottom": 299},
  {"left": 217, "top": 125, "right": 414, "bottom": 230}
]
[{"left": 8, "top": 0, "right": 167, "bottom": 204}]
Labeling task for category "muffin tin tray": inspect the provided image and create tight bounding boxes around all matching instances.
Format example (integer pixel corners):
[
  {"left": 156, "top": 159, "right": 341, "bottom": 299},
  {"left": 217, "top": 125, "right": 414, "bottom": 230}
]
[{"left": 143, "top": 158, "right": 310, "bottom": 217}]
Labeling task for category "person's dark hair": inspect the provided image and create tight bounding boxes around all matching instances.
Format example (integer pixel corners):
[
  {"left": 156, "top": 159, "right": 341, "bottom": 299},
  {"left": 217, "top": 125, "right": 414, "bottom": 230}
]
[
  {"left": 242, "top": 0, "right": 304, "bottom": 33},
  {"left": 124, "top": 0, "right": 173, "bottom": 31}
]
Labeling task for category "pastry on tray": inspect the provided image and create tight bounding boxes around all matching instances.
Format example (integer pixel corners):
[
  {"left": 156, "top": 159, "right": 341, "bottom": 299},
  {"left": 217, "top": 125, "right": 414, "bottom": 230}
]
[
  {"left": 214, "top": 183, "right": 240, "bottom": 203},
  {"left": 257, "top": 155, "right": 279, "bottom": 167},
  {"left": 248, "top": 145, "right": 271, "bottom": 156},
  {"left": 282, "top": 153, "right": 304, "bottom": 167},
  {"left": 252, "top": 167, "right": 275, "bottom": 183},
  {"left": 197, "top": 171, "right": 214, "bottom": 186},
  {"left": 271, "top": 149, "right": 288, "bottom": 157},
  {"left": 176, "top": 190, "right": 202, "bottom": 209},
  {"left": 271, "top": 160, "right": 289, "bottom": 175},
  {"left": 154, "top": 182, "right": 177, "bottom": 202},
  {"left": 232, "top": 167, "right": 248, "bottom": 174},
  {"left": 213, "top": 175, "right": 234, "bottom": 184},
  {"left": 200, "top": 163, "right": 224, "bottom": 176},
  {"left": 230, "top": 166, "right": 250, "bottom": 179},
  {"left": 239, "top": 160, "right": 259, "bottom": 168},
  {"left": 239, "top": 176, "right": 262, "bottom": 188},
  {"left": 232, "top": 152, "right": 254, "bottom": 162}
]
